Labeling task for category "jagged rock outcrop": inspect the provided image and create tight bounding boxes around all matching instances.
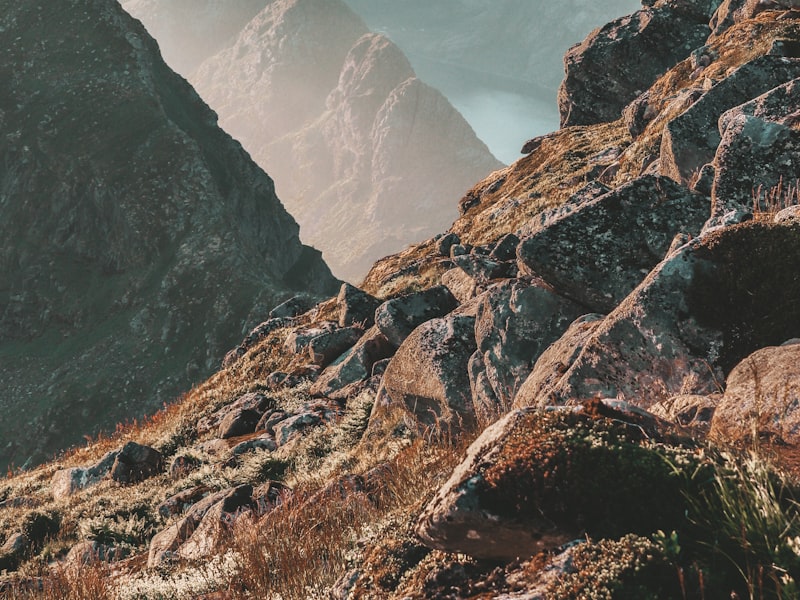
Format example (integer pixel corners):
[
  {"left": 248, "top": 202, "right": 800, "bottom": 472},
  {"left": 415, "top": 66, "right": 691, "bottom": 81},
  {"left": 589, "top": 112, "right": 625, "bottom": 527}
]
[
  {"left": 0, "top": 0, "right": 338, "bottom": 471},
  {"left": 182, "top": 0, "right": 502, "bottom": 281},
  {"left": 558, "top": 3, "right": 711, "bottom": 127}
]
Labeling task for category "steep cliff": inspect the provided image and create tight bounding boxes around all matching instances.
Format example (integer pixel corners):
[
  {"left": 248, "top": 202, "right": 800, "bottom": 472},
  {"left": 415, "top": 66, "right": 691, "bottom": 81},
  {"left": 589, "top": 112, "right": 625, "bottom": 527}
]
[{"left": 0, "top": 0, "right": 338, "bottom": 470}]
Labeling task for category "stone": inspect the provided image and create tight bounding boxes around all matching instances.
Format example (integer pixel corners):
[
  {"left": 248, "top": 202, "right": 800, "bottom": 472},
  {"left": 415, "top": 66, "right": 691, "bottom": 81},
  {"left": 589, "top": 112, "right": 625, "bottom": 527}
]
[
  {"left": 416, "top": 407, "right": 692, "bottom": 560},
  {"left": 196, "top": 392, "right": 274, "bottom": 437},
  {"left": 451, "top": 254, "right": 514, "bottom": 284},
  {"left": 110, "top": 442, "right": 163, "bottom": 484},
  {"left": 269, "top": 295, "right": 315, "bottom": 319},
  {"left": 307, "top": 326, "right": 365, "bottom": 367},
  {"left": 65, "top": 541, "right": 127, "bottom": 566},
  {"left": 516, "top": 223, "right": 800, "bottom": 410},
  {"left": 711, "top": 345, "right": 800, "bottom": 446},
  {"left": 775, "top": 205, "right": 800, "bottom": 224},
  {"left": 709, "top": 0, "right": 761, "bottom": 35},
  {"left": 284, "top": 322, "right": 339, "bottom": 355},
  {"left": 309, "top": 326, "right": 395, "bottom": 397},
  {"left": 337, "top": 284, "right": 381, "bottom": 328},
  {"left": 376, "top": 314, "right": 477, "bottom": 433},
  {"left": 517, "top": 176, "right": 709, "bottom": 313},
  {"left": 709, "top": 76, "right": 800, "bottom": 224},
  {"left": 471, "top": 279, "right": 585, "bottom": 414},
  {"left": 218, "top": 408, "right": 262, "bottom": 439},
  {"left": 649, "top": 394, "right": 718, "bottom": 429},
  {"left": 148, "top": 485, "right": 252, "bottom": 567},
  {"left": 157, "top": 486, "right": 215, "bottom": 520},
  {"left": 660, "top": 57, "right": 800, "bottom": 185},
  {"left": 223, "top": 317, "right": 295, "bottom": 367},
  {"left": 231, "top": 435, "right": 278, "bottom": 456},
  {"left": 51, "top": 450, "right": 119, "bottom": 500},
  {"left": 375, "top": 285, "right": 459, "bottom": 348},
  {"left": 440, "top": 269, "right": 479, "bottom": 304},
  {"left": 489, "top": 233, "right": 520, "bottom": 261},
  {"left": 558, "top": 5, "right": 710, "bottom": 127},
  {"left": 436, "top": 232, "right": 461, "bottom": 257},
  {"left": 168, "top": 454, "right": 202, "bottom": 478}
]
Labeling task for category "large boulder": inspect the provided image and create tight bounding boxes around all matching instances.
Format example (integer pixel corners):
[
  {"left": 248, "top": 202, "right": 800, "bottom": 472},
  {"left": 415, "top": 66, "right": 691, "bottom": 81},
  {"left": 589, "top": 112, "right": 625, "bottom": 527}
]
[
  {"left": 376, "top": 314, "right": 477, "bottom": 433},
  {"left": 660, "top": 57, "right": 800, "bottom": 185},
  {"left": 711, "top": 344, "right": 800, "bottom": 446},
  {"left": 710, "top": 77, "right": 800, "bottom": 225},
  {"left": 375, "top": 286, "right": 459, "bottom": 348},
  {"left": 516, "top": 222, "right": 800, "bottom": 410},
  {"left": 517, "top": 176, "right": 708, "bottom": 313},
  {"left": 416, "top": 406, "right": 694, "bottom": 561},
  {"left": 471, "top": 279, "right": 585, "bottom": 412},
  {"left": 558, "top": 5, "right": 710, "bottom": 127}
]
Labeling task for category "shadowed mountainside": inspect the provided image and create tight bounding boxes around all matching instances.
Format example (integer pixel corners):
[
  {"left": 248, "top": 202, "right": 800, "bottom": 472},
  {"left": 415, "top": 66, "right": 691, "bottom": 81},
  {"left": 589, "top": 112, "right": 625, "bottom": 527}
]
[{"left": 0, "top": 0, "right": 338, "bottom": 470}]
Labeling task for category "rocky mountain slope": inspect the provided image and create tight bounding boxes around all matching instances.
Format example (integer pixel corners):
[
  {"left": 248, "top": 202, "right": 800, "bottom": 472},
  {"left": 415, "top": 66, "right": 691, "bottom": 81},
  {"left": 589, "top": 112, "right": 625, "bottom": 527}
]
[
  {"left": 0, "top": 0, "right": 338, "bottom": 471},
  {"left": 4, "top": 0, "right": 800, "bottom": 598},
  {"left": 125, "top": 0, "right": 503, "bottom": 283}
]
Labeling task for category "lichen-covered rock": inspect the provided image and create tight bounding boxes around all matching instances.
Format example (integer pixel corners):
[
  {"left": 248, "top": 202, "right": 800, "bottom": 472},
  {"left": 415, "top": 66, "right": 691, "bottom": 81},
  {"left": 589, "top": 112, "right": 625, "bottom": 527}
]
[
  {"left": 441, "top": 268, "right": 479, "bottom": 304},
  {"left": 308, "top": 326, "right": 365, "bottom": 367},
  {"left": 109, "top": 442, "right": 163, "bottom": 484},
  {"left": 451, "top": 254, "right": 514, "bottom": 284},
  {"left": 377, "top": 314, "right": 478, "bottom": 433},
  {"left": 375, "top": 286, "right": 459, "bottom": 348},
  {"left": 65, "top": 541, "right": 128, "bottom": 566},
  {"left": 148, "top": 484, "right": 252, "bottom": 567},
  {"left": 472, "top": 278, "right": 585, "bottom": 413},
  {"left": 660, "top": 57, "right": 800, "bottom": 185},
  {"left": 516, "top": 223, "right": 800, "bottom": 410},
  {"left": 51, "top": 450, "right": 119, "bottom": 500},
  {"left": 711, "top": 344, "right": 800, "bottom": 445},
  {"left": 517, "top": 176, "right": 708, "bottom": 313},
  {"left": 514, "top": 314, "right": 605, "bottom": 409},
  {"left": 558, "top": 5, "right": 710, "bottom": 127},
  {"left": 218, "top": 408, "right": 262, "bottom": 439},
  {"left": 416, "top": 407, "right": 694, "bottom": 560},
  {"left": 197, "top": 392, "right": 274, "bottom": 437},
  {"left": 269, "top": 295, "right": 315, "bottom": 319},
  {"left": 337, "top": 283, "right": 382, "bottom": 328},
  {"left": 710, "top": 76, "right": 800, "bottom": 225},
  {"left": 309, "top": 326, "right": 395, "bottom": 397}
]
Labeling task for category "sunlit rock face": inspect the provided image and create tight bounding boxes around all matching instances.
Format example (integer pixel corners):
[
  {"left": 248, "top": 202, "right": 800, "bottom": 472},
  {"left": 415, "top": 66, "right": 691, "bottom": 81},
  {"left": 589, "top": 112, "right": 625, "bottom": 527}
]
[
  {"left": 126, "top": 0, "right": 503, "bottom": 282},
  {"left": 0, "top": 0, "right": 338, "bottom": 470}
]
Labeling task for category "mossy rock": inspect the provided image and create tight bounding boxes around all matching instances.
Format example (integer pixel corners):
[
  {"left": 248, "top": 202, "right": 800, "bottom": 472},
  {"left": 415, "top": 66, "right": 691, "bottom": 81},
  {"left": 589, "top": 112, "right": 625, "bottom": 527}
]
[{"left": 416, "top": 406, "right": 703, "bottom": 560}]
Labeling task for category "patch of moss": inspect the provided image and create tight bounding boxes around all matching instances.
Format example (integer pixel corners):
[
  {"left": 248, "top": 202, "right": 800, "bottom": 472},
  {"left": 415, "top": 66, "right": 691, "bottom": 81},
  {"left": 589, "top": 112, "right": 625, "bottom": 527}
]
[
  {"left": 477, "top": 410, "right": 699, "bottom": 540},
  {"left": 548, "top": 535, "right": 680, "bottom": 600}
]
